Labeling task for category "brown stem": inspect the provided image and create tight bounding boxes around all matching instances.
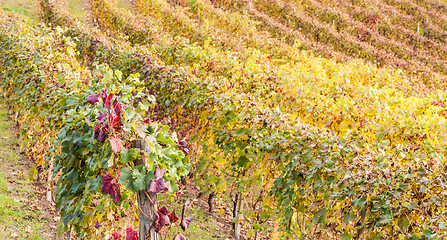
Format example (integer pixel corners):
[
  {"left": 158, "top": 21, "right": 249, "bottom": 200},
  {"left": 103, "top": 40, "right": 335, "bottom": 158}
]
[
  {"left": 208, "top": 192, "right": 216, "bottom": 213},
  {"left": 354, "top": 203, "right": 371, "bottom": 239}
]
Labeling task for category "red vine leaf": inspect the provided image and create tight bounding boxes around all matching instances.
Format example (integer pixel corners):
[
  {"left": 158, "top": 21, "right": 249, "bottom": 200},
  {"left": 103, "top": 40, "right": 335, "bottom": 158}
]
[
  {"left": 113, "top": 99, "right": 123, "bottom": 116},
  {"left": 86, "top": 93, "right": 100, "bottom": 105},
  {"left": 97, "top": 111, "right": 107, "bottom": 123},
  {"left": 175, "top": 191, "right": 184, "bottom": 201},
  {"left": 169, "top": 210, "right": 179, "bottom": 223},
  {"left": 101, "top": 173, "right": 121, "bottom": 204},
  {"left": 111, "top": 231, "right": 122, "bottom": 240},
  {"left": 180, "top": 217, "right": 193, "bottom": 231},
  {"left": 126, "top": 227, "right": 138, "bottom": 240},
  {"left": 154, "top": 166, "right": 165, "bottom": 180},
  {"left": 181, "top": 200, "right": 189, "bottom": 219},
  {"left": 94, "top": 129, "right": 107, "bottom": 143},
  {"left": 102, "top": 92, "right": 114, "bottom": 109},
  {"left": 157, "top": 207, "right": 171, "bottom": 226},
  {"left": 147, "top": 178, "right": 169, "bottom": 194},
  {"left": 152, "top": 207, "right": 172, "bottom": 233},
  {"left": 109, "top": 114, "right": 122, "bottom": 131},
  {"left": 177, "top": 139, "right": 189, "bottom": 155},
  {"left": 173, "top": 233, "right": 187, "bottom": 240},
  {"left": 110, "top": 138, "right": 124, "bottom": 154},
  {"left": 180, "top": 200, "right": 193, "bottom": 231}
]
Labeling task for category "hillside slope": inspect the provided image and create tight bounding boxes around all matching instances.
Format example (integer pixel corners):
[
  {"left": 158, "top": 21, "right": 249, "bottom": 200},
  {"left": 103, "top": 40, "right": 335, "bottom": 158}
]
[{"left": 2, "top": 0, "right": 447, "bottom": 239}]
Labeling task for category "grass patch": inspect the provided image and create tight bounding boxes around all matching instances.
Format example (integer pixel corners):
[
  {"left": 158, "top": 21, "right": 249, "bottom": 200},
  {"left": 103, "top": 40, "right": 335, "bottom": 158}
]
[
  {"left": 66, "top": 0, "right": 86, "bottom": 23},
  {"left": 0, "top": 172, "right": 8, "bottom": 192},
  {"left": 0, "top": 194, "right": 22, "bottom": 218},
  {"left": 2, "top": 6, "right": 29, "bottom": 15},
  {"left": 0, "top": 0, "right": 38, "bottom": 19},
  {"left": 0, "top": 100, "right": 49, "bottom": 240},
  {"left": 0, "top": 103, "right": 18, "bottom": 163},
  {"left": 158, "top": 195, "right": 228, "bottom": 239},
  {"left": 117, "top": 0, "right": 133, "bottom": 11}
]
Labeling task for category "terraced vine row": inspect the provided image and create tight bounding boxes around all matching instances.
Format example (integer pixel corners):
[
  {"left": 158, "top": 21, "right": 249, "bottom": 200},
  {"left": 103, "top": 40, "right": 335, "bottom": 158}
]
[
  {"left": 96, "top": 0, "right": 447, "bottom": 237},
  {"left": 2, "top": 0, "right": 447, "bottom": 238},
  {"left": 210, "top": 0, "right": 447, "bottom": 89},
  {"left": 42, "top": 0, "right": 447, "bottom": 238}
]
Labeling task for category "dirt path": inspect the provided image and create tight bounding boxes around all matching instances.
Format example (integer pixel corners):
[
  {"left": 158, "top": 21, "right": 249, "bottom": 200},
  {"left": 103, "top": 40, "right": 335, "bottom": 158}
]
[{"left": 0, "top": 100, "right": 68, "bottom": 240}]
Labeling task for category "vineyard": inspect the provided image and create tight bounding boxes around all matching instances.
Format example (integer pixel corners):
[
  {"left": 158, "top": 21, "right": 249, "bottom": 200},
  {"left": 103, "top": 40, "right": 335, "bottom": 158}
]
[{"left": 1, "top": 0, "right": 447, "bottom": 239}]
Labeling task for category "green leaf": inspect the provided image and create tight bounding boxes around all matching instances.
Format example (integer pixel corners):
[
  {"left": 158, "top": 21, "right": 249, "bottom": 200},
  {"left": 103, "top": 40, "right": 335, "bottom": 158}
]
[
  {"left": 146, "top": 125, "right": 154, "bottom": 134},
  {"left": 121, "top": 148, "right": 139, "bottom": 164},
  {"left": 313, "top": 207, "right": 327, "bottom": 224},
  {"left": 132, "top": 168, "right": 147, "bottom": 191},
  {"left": 343, "top": 213, "right": 356, "bottom": 224},
  {"left": 57, "top": 221, "right": 69, "bottom": 236},
  {"left": 118, "top": 167, "right": 132, "bottom": 184},
  {"left": 237, "top": 156, "right": 249, "bottom": 167},
  {"left": 407, "top": 202, "right": 417, "bottom": 210},
  {"left": 378, "top": 214, "right": 392, "bottom": 224},
  {"left": 260, "top": 210, "right": 270, "bottom": 220},
  {"left": 399, "top": 220, "right": 410, "bottom": 233},
  {"left": 138, "top": 101, "right": 149, "bottom": 111},
  {"left": 341, "top": 231, "right": 352, "bottom": 240},
  {"left": 423, "top": 228, "right": 436, "bottom": 239},
  {"left": 87, "top": 176, "right": 101, "bottom": 191},
  {"left": 235, "top": 141, "right": 248, "bottom": 150}
]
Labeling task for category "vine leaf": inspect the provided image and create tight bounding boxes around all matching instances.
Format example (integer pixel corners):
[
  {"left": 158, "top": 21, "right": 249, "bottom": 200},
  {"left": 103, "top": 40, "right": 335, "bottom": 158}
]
[
  {"left": 94, "top": 129, "right": 107, "bottom": 143},
  {"left": 147, "top": 178, "right": 169, "bottom": 194},
  {"left": 110, "top": 138, "right": 124, "bottom": 154},
  {"left": 86, "top": 93, "right": 100, "bottom": 105},
  {"left": 147, "top": 166, "right": 169, "bottom": 194},
  {"left": 173, "top": 233, "right": 187, "bottom": 240},
  {"left": 181, "top": 200, "right": 189, "bottom": 219},
  {"left": 111, "top": 231, "right": 122, "bottom": 240},
  {"left": 101, "top": 173, "right": 121, "bottom": 204},
  {"left": 132, "top": 168, "right": 147, "bottom": 191},
  {"left": 97, "top": 111, "right": 106, "bottom": 123},
  {"left": 113, "top": 99, "right": 123, "bottom": 116},
  {"left": 158, "top": 207, "right": 171, "bottom": 226},
  {"left": 126, "top": 227, "right": 138, "bottom": 240},
  {"left": 180, "top": 200, "right": 193, "bottom": 231},
  {"left": 154, "top": 166, "right": 165, "bottom": 180},
  {"left": 118, "top": 167, "right": 132, "bottom": 184},
  {"left": 153, "top": 207, "right": 171, "bottom": 232},
  {"left": 175, "top": 191, "right": 184, "bottom": 201},
  {"left": 102, "top": 91, "right": 114, "bottom": 109},
  {"left": 169, "top": 210, "right": 179, "bottom": 223},
  {"left": 180, "top": 217, "right": 193, "bottom": 231},
  {"left": 120, "top": 148, "right": 138, "bottom": 164}
]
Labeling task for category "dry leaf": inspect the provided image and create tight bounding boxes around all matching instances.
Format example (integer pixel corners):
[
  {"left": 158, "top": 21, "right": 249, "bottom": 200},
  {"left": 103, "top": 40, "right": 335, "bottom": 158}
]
[{"left": 24, "top": 225, "right": 32, "bottom": 233}]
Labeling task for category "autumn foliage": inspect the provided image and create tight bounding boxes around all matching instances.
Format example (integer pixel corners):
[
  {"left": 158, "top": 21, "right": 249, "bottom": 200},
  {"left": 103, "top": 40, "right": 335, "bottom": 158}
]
[{"left": 2, "top": 0, "right": 447, "bottom": 238}]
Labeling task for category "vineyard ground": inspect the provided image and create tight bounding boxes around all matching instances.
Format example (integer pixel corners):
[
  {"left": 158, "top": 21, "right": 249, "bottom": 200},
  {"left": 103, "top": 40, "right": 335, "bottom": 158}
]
[
  {"left": 0, "top": 2, "right": 242, "bottom": 238},
  {"left": 0, "top": 100, "right": 68, "bottom": 240},
  {"left": 0, "top": 0, "right": 39, "bottom": 19}
]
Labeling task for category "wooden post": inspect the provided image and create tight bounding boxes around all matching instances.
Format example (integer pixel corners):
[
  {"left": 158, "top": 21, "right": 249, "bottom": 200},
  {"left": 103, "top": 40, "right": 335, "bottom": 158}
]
[
  {"left": 46, "top": 157, "right": 54, "bottom": 202},
  {"left": 233, "top": 193, "right": 241, "bottom": 240},
  {"left": 132, "top": 139, "right": 160, "bottom": 240},
  {"left": 208, "top": 192, "right": 216, "bottom": 213}
]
